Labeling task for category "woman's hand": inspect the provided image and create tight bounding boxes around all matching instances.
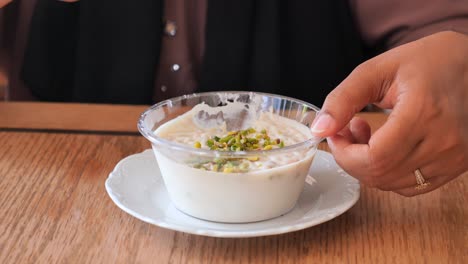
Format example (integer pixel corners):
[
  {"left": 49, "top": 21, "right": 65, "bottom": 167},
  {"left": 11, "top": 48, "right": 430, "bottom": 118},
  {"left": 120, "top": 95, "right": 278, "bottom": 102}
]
[{"left": 311, "top": 31, "right": 468, "bottom": 196}]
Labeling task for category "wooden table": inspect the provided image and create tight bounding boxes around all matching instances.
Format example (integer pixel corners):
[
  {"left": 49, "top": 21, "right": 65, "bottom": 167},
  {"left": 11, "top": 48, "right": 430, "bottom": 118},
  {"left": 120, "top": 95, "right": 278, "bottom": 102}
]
[{"left": 0, "top": 102, "right": 466, "bottom": 263}]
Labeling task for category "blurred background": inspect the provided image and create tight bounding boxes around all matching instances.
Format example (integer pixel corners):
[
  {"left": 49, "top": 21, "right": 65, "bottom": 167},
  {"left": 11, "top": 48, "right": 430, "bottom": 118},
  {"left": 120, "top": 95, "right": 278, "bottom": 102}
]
[
  {"left": 1, "top": 0, "right": 37, "bottom": 101},
  {"left": 1, "top": 0, "right": 466, "bottom": 106}
]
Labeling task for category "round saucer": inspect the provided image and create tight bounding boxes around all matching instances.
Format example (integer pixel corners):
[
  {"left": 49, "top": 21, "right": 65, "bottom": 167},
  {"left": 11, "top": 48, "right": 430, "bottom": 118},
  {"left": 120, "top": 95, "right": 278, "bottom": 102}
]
[{"left": 105, "top": 150, "right": 359, "bottom": 238}]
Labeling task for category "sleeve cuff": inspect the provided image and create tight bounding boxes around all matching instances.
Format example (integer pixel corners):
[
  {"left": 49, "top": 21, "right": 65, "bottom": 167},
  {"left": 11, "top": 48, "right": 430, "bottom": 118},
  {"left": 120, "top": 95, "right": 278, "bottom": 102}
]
[{"left": 387, "top": 17, "right": 468, "bottom": 48}]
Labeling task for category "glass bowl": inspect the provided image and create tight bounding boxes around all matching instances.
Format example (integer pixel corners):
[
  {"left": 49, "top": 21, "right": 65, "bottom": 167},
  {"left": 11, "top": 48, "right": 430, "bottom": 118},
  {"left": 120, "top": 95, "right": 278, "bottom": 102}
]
[{"left": 138, "top": 91, "right": 323, "bottom": 223}]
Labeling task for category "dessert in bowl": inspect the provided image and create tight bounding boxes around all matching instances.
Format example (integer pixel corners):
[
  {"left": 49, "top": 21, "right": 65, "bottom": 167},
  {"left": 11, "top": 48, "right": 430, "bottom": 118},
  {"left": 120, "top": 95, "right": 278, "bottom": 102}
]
[{"left": 138, "top": 92, "right": 323, "bottom": 223}]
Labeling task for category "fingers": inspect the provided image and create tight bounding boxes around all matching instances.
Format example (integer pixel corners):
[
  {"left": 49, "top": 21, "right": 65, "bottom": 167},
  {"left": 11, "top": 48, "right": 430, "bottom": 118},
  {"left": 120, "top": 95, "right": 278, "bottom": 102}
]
[
  {"left": 393, "top": 173, "right": 459, "bottom": 197},
  {"left": 321, "top": 31, "right": 468, "bottom": 197},
  {"left": 328, "top": 88, "right": 464, "bottom": 196},
  {"left": 311, "top": 60, "right": 394, "bottom": 137},
  {"left": 367, "top": 98, "right": 425, "bottom": 174},
  {"left": 328, "top": 109, "right": 422, "bottom": 187},
  {"left": 313, "top": 55, "right": 414, "bottom": 182},
  {"left": 333, "top": 150, "right": 459, "bottom": 196},
  {"left": 349, "top": 117, "right": 371, "bottom": 144},
  {"left": 327, "top": 132, "right": 372, "bottom": 180},
  {"left": 339, "top": 134, "right": 465, "bottom": 193},
  {"left": 334, "top": 117, "right": 371, "bottom": 144},
  {"left": 376, "top": 168, "right": 434, "bottom": 191},
  {"left": 332, "top": 131, "right": 466, "bottom": 195},
  {"left": 380, "top": 144, "right": 467, "bottom": 191}
]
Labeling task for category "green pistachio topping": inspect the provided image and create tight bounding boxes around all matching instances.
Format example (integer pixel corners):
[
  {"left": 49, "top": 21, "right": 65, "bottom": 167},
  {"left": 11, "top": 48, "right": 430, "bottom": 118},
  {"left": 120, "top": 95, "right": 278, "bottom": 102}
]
[
  {"left": 192, "top": 158, "right": 251, "bottom": 173},
  {"left": 191, "top": 128, "right": 286, "bottom": 173},
  {"left": 203, "top": 128, "right": 285, "bottom": 151}
]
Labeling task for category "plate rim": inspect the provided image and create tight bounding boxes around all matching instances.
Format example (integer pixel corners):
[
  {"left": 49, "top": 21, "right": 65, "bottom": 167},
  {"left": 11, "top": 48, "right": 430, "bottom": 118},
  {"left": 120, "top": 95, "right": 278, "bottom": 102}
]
[{"left": 105, "top": 149, "right": 360, "bottom": 238}]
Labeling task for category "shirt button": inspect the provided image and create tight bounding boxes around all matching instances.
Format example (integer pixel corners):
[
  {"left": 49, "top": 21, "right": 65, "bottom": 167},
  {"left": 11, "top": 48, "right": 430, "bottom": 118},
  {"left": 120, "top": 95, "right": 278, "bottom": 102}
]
[
  {"left": 161, "top": 85, "right": 167, "bottom": 92},
  {"left": 164, "top": 21, "right": 177, "bottom": 37},
  {"left": 171, "top": 64, "right": 180, "bottom": 72}
]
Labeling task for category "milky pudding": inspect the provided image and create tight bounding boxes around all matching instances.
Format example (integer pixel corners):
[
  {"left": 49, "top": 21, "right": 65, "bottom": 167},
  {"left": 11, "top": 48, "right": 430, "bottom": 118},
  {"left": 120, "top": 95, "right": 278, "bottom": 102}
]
[{"left": 150, "top": 101, "right": 317, "bottom": 223}]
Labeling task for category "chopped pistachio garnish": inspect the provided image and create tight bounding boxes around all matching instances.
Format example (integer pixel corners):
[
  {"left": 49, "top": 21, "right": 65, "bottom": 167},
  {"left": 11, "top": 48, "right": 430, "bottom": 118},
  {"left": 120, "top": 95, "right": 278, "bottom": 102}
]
[
  {"left": 223, "top": 167, "right": 234, "bottom": 173},
  {"left": 192, "top": 157, "right": 251, "bottom": 173},
  {"left": 190, "top": 128, "right": 287, "bottom": 173},
  {"left": 203, "top": 127, "right": 286, "bottom": 151},
  {"left": 247, "top": 156, "right": 259, "bottom": 161},
  {"left": 263, "top": 145, "right": 273, "bottom": 150}
]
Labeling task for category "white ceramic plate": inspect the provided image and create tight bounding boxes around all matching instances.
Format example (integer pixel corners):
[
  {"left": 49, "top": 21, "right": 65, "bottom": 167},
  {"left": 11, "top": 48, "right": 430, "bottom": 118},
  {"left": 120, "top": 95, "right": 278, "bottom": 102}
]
[{"left": 105, "top": 150, "right": 360, "bottom": 238}]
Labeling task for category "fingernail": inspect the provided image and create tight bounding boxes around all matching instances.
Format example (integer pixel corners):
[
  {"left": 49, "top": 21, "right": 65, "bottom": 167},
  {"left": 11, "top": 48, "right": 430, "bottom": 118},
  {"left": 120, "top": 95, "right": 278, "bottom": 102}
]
[{"left": 311, "top": 113, "right": 333, "bottom": 134}]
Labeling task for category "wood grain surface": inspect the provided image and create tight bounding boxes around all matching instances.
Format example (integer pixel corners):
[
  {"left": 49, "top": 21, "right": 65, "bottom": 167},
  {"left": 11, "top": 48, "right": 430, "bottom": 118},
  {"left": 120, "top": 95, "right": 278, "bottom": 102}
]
[
  {"left": 0, "top": 102, "right": 148, "bottom": 132},
  {"left": 0, "top": 102, "right": 387, "bottom": 134},
  {"left": 0, "top": 103, "right": 466, "bottom": 264}
]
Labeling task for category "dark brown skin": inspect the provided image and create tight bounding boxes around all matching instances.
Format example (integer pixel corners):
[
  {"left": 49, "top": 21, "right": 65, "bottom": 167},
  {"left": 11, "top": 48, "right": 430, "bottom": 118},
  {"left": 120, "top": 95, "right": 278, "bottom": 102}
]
[{"left": 311, "top": 31, "right": 468, "bottom": 196}]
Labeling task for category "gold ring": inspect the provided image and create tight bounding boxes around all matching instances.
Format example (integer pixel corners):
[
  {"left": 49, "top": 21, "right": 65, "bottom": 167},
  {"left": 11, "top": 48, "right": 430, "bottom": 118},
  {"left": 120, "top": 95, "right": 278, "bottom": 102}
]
[{"left": 414, "top": 169, "right": 430, "bottom": 190}]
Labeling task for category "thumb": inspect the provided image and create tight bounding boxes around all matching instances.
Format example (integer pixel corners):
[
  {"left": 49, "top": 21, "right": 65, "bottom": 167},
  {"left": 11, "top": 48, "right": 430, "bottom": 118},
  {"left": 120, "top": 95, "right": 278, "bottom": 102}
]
[{"left": 311, "top": 60, "right": 392, "bottom": 137}]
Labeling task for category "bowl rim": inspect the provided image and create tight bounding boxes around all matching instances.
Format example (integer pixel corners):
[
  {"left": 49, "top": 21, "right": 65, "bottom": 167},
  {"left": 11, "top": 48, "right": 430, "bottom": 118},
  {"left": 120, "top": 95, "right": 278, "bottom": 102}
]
[{"left": 137, "top": 91, "right": 324, "bottom": 157}]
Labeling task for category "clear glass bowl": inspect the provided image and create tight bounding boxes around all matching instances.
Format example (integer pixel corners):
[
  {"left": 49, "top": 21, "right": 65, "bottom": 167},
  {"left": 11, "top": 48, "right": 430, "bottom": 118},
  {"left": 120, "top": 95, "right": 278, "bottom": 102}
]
[{"left": 138, "top": 91, "right": 323, "bottom": 223}]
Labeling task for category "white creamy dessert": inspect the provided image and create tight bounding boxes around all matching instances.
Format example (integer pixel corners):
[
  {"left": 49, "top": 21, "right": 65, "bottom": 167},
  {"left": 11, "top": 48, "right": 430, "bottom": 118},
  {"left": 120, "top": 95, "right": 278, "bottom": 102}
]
[{"left": 151, "top": 102, "right": 316, "bottom": 223}]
